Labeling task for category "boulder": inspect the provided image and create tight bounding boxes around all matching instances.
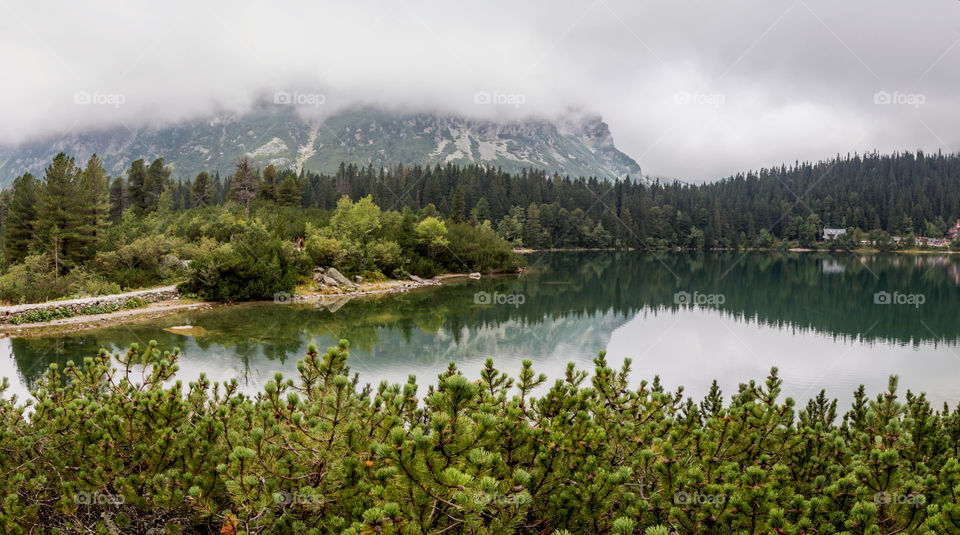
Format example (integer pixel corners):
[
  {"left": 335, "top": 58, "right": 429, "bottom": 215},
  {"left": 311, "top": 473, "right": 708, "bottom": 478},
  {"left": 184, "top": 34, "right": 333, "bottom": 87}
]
[
  {"left": 409, "top": 275, "right": 424, "bottom": 284},
  {"left": 354, "top": 275, "right": 364, "bottom": 284},
  {"left": 322, "top": 275, "right": 340, "bottom": 286},
  {"left": 326, "top": 268, "right": 353, "bottom": 287}
]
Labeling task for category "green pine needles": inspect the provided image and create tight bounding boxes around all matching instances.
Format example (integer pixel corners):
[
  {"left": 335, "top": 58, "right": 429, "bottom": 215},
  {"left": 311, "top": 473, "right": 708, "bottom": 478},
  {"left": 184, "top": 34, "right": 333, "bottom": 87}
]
[{"left": 0, "top": 341, "right": 958, "bottom": 534}]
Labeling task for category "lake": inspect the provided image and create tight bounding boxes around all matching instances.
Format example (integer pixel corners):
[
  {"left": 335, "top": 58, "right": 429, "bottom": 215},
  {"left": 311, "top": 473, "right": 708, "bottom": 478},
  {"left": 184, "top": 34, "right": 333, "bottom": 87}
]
[{"left": 2, "top": 251, "right": 959, "bottom": 406}]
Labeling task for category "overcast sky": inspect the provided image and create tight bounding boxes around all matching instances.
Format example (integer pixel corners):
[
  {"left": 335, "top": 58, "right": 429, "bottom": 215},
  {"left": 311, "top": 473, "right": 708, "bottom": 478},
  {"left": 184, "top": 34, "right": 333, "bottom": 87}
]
[{"left": 1, "top": 0, "right": 958, "bottom": 182}]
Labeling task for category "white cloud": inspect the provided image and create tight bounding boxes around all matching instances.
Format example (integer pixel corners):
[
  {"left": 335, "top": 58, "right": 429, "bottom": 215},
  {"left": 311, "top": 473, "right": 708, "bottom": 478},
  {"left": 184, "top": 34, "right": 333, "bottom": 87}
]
[{"left": 0, "top": 0, "right": 958, "bottom": 181}]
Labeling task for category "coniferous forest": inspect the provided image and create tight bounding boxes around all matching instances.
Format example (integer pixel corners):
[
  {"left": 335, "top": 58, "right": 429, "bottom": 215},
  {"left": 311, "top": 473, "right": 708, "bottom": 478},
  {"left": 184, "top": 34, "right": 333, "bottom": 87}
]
[{"left": 1, "top": 150, "right": 959, "bottom": 304}]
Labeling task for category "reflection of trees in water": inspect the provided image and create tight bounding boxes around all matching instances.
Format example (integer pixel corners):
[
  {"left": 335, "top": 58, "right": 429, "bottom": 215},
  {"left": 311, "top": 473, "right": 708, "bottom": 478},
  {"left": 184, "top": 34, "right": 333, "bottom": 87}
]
[{"left": 10, "top": 252, "right": 960, "bottom": 385}]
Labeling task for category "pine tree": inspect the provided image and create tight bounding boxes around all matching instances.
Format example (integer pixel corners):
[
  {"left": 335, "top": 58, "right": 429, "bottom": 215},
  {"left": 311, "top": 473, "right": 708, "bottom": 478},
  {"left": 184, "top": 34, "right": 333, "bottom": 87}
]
[
  {"left": 212, "top": 171, "right": 224, "bottom": 204},
  {"left": 620, "top": 206, "right": 637, "bottom": 248},
  {"left": 523, "top": 203, "right": 545, "bottom": 249},
  {"left": 191, "top": 171, "right": 212, "bottom": 207},
  {"left": 78, "top": 154, "right": 110, "bottom": 257},
  {"left": 126, "top": 159, "right": 148, "bottom": 213},
  {"left": 145, "top": 158, "right": 170, "bottom": 212},
  {"left": 0, "top": 190, "right": 10, "bottom": 228},
  {"left": 450, "top": 188, "right": 466, "bottom": 224},
  {"left": 258, "top": 164, "right": 278, "bottom": 202},
  {"left": 109, "top": 176, "right": 125, "bottom": 222},
  {"left": 229, "top": 157, "right": 259, "bottom": 218},
  {"left": 470, "top": 197, "right": 490, "bottom": 226},
  {"left": 3, "top": 173, "right": 39, "bottom": 265},
  {"left": 277, "top": 176, "right": 302, "bottom": 207},
  {"left": 38, "top": 153, "right": 85, "bottom": 272}
]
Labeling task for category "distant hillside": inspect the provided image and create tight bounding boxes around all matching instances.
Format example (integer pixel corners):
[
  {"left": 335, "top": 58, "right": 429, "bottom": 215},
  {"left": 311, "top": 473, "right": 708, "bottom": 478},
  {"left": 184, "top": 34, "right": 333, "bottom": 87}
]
[{"left": 0, "top": 106, "right": 645, "bottom": 186}]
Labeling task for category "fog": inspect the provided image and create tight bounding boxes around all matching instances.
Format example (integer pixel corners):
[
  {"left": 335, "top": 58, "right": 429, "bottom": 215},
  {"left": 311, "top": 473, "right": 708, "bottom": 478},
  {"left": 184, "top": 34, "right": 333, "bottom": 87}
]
[{"left": 1, "top": 0, "right": 958, "bottom": 181}]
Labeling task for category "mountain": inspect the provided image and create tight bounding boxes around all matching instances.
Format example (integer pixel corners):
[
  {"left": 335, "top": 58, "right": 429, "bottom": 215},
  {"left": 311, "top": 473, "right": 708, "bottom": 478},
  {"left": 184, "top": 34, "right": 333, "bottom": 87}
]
[{"left": 0, "top": 106, "right": 645, "bottom": 186}]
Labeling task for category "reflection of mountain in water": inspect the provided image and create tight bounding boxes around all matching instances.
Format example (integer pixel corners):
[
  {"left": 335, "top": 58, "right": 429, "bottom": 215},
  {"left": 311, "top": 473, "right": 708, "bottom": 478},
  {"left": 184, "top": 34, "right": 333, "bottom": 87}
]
[
  {"left": 7, "top": 251, "right": 960, "bottom": 388},
  {"left": 358, "top": 311, "right": 626, "bottom": 366}
]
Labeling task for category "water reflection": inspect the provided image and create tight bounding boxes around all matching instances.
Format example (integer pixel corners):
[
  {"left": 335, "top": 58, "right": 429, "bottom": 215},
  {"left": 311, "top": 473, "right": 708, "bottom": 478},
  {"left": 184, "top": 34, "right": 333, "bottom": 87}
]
[{"left": 3, "top": 252, "right": 959, "bottom": 404}]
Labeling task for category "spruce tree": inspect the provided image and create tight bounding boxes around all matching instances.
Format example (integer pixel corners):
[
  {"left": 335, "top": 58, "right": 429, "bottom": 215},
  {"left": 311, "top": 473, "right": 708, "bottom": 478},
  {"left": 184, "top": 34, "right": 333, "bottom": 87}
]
[
  {"left": 126, "top": 159, "right": 148, "bottom": 213},
  {"left": 523, "top": 203, "right": 545, "bottom": 249},
  {"left": 258, "top": 164, "right": 278, "bottom": 202},
  {"left": 229, "top": 157, "right": 259, "bottom": 217},
  {"left": 77, "top": 154, "right": 110, "bottom": 257},
  {"left": 191, "top": 171, "right": 212, "bottom": 207},
  {"left": 470, "top": 197, "right": 490, "bottom": 226},
  {"left": 144, "top": 158, "right": 170, "bottom": 212},
  {"left": 277, "top": 176, "right": 302, "bottom": 207},
  {"left": 3, "top": 173, "right": 39, "bottom": 265},
  {"left": 212, "top": 171, "right": 224, "bottom": 204},
  {"left": 450, "top": 188, "right": 466, "bottom": 224},
  {"left": 109, "top": 176, "right": 125, "bottom": 222},
  {"left": 38, "top": 153, "right": 85, "bottom": 272},
  {"left": 0, "top": 190, "right": 10, "bottom": 228}
]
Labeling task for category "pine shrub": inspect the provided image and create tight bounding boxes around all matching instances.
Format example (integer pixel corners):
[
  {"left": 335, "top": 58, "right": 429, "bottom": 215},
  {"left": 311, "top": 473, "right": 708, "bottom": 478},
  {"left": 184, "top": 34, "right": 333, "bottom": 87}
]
[{"left": 0, "top": 342, "right": 958, "bottom": 533}]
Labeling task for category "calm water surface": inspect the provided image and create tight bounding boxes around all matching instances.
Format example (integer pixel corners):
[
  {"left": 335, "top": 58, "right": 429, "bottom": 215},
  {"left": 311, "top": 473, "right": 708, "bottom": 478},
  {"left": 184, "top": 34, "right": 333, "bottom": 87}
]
[{"left": 2, "top": 252, "right": 959, "bottom": 405}]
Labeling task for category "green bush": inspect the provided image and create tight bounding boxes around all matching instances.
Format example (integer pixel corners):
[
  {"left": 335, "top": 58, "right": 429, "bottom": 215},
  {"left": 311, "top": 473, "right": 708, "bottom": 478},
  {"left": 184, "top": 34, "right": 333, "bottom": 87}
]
[
  {"left": 92, "top": 234, "right": 185, "bottom": 288},
  {"left": 304, "top": 225, "right": 350, "bottom": 268},
  {"left": 359, "top": 269, "right": 387, "bottom": 283},
  {"left": 9, "top": 306, "right": 74, "bottom": 324},
  {"left": 405, "top": 254, "right": 441, "bottom": 278},
  {"left": 0, "top": 255, "right": 121, "bottom": 305},
  {"left": 122, "top": 296, "right": 149, "bottom": 309},
  {"left": 367, "top": 240, "right": 403, "bottom": 274},
  {"left": 7, "top": 297, "right": 150, "bottom": 324},
  {"left": 1, "top": 341, "right": 959, "bottom": 533},
  {"left": 181, "top": 223, "right": 307, "bottom": 301},
  {"left": 443, "top": 222, "right": 524, "bottom": 273},
  {"left": 0, "top": 255, "right": 66, "bottom": 304}
]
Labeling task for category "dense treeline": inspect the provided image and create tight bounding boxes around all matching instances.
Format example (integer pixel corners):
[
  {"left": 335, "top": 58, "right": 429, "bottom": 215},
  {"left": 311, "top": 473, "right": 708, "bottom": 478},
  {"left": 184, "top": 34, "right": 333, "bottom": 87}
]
[
  {"left": 0, "top": 153, "right": 520, "bottom": 304},
  {"left": 210, "top": 150, "right": 958, "bottom": 251},
  {"left": 1, "top": 149, "right": 958, "bottom": 303},
  {"left": 2, "top": 340, "right": 958, "bottom": 533}
]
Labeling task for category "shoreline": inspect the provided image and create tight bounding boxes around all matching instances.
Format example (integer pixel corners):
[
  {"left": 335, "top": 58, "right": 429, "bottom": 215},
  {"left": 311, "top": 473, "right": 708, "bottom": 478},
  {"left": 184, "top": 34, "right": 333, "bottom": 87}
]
[
  {"left": 515, "top": 246, "right": 960, "bottom": 254},
  {"left": 293, "top": 272, "right": 474, "bottom": 303},
  {"left": 0, "top": 273, "right": 482, "bottom": 336},
  {"left": 0, "top": 300, "right": 215, "bottom": 337},
  {"left": 1, "top": 244, "right": 952, "bottom": 335}
]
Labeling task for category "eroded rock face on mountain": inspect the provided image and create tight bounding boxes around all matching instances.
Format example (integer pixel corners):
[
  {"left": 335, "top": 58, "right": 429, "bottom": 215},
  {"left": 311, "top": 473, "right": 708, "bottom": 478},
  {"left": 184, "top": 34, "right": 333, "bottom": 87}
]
[{"left": 0, "top": 106, "right": 645, "bottom": 186}]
